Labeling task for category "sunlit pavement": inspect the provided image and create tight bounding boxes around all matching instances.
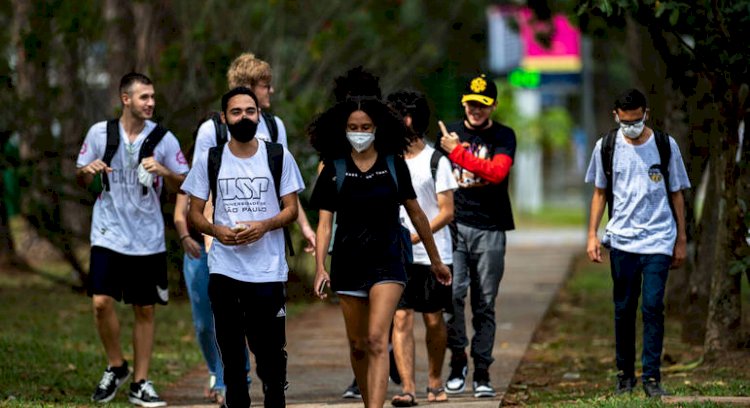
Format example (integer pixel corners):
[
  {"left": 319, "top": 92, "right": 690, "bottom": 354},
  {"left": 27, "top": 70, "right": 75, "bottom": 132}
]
[{"left": 162, "top": 228, "right": 585, "bottom": 407}]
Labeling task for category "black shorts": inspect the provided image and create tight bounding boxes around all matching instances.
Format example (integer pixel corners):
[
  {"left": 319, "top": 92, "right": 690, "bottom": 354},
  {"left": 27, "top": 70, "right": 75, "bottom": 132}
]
[
  {"left": 88, "top": 246, "right": 168, "bottom": 306},
  {"left": 397, "top": 263, "right": 453, "bottom": 313}
]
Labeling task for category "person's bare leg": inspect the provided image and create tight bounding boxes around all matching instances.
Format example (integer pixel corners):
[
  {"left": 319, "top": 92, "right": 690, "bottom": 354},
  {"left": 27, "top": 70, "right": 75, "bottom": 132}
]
[
  {"left": 366, "top": 283, "right": 403, "bottom": 408},
  {"left": 392, "top": 308, "right": 416, "bottom": 400},
  {"left": 424, "top": 311, "right": 448, "bottom": 401},
  {"left": 132, "top": 305, "right": 155, "bottom": 381},
  {"left": 93, "top": 295, "right": 125, "bottom": 367},
  {"left": 339, "top": 295, "right": 370, "bottom": 402}
]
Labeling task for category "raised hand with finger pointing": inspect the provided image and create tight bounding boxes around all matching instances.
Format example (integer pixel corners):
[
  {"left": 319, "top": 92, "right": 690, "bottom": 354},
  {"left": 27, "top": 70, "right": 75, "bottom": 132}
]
[{"left": 438, "top": 120, "right": 461, "bottom": 154}]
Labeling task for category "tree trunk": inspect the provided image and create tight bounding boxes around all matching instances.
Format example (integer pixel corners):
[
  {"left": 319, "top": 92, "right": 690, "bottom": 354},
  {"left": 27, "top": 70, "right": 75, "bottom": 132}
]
[
  {"left": 0, "top": 166, "right": 16, "bottom": 266},
  {"left": 624, "top": 19, "right": 705, "bottom": 338},
  {"left": 55, "top": 18, "right": 92, "bottom": 285},
  {"left": 704, "top": 83, "right": 744, "bottom": 357},
  {"left": 681, "top": 79, "right": 716, "bottom": 344},
  {"left": 104, "top": 0, "right": 135, "bottom": 111}
]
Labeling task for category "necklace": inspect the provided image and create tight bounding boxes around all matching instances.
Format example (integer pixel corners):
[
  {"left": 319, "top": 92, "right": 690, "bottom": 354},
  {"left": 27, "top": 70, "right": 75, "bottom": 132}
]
[{"left": 125, "top": 141, "right": 138, "bottom": 169}]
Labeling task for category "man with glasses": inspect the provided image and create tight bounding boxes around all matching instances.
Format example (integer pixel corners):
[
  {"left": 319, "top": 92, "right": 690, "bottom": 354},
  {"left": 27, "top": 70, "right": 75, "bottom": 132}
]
[
  {"left": 438, "top": 74, "right": 516, "bottom": 398},
  {"left": 585, "top": 89, "right": 690, "bottom": 397}
]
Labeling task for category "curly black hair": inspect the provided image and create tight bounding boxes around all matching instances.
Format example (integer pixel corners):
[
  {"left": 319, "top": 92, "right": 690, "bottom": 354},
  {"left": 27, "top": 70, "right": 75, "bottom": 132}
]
[
  {"left": 308, "top": 97, "right": 409, "bottom": 162},
  {"left": 332, "top": 66, "right": 382, "bottom": 103},
  {"left": 386, "top": 89, "right": 431, "bottom": 140}
]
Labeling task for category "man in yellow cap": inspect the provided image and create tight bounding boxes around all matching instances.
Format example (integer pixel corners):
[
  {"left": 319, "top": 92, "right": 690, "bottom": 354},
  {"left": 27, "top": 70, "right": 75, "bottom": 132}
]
[{"left": 438, "top": 74, "right": 516, "bottom": 398}]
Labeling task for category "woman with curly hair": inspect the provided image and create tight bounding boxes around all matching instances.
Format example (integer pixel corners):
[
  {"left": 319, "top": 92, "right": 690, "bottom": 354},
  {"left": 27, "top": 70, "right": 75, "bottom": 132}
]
[{"left": 309, "top": 96, "right": 452, "bottom": 408}]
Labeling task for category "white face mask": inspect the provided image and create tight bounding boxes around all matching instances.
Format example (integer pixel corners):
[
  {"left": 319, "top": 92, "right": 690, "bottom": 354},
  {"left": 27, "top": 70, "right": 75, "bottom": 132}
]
[
  {"left": 616, "top": 114, "right": 646, "bottom": 139},
  {"left": 346, "top": 131, "right": 375, "bottom": 152}
]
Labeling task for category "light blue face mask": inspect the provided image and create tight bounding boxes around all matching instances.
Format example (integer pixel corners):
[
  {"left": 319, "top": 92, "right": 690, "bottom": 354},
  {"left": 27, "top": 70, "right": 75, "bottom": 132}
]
[
  {"left": 616, "top": 114, "right": 647, "bottom": 139},
  {"left": 346, "top": 131, "right": 375, "bottom": 152}
]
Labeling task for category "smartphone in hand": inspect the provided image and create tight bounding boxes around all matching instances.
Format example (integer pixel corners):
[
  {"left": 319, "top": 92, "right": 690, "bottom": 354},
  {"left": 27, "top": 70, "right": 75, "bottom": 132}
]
[{"left": 317, "top": 279, "right": 328, "bottom": 296}]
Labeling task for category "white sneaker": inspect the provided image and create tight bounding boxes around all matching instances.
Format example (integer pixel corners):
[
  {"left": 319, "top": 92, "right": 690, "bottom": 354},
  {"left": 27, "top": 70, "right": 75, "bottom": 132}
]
[
  {"left": 128, "top": 380, "right": 167, "bottom": 407},
  {"left": 445, "top": 365, "right": 467, "bottom": 394},
  {"left": 472, "top": 380, "right": 496, "bottom": 398}
]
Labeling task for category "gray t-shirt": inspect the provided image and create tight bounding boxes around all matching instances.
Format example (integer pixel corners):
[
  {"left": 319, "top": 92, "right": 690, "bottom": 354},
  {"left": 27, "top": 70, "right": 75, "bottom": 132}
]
[{"left": 585, "top": 129, "right": 691, "bottom": 255}]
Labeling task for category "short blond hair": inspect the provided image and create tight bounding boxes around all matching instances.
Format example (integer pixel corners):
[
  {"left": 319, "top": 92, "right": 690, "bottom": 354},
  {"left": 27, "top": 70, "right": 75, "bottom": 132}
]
[{"left": 227, "top": 53, "right": 272, "bottom": 89}]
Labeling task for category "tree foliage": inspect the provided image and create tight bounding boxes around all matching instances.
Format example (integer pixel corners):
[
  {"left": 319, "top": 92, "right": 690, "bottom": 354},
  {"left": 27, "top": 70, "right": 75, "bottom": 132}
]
[
  {"left": 567, "top": 0, "right": 750, "bottom": 354},
  {"left": 1, "top": 0, "right": 491, "bottom": 283}
]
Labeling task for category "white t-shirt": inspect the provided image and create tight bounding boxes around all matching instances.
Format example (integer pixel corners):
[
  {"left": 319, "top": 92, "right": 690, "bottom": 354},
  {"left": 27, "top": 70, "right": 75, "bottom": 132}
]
[
  {"left": 585, "top": 130, "right": 691, "bottom": 255},
  {"left": 399, "top": 145, "right": 458, "bottom": 265},
  {"left": 192, "top": 113, "right": 287, "bottom": 168},
  {"left": 77, "top": 120, "right": 189, "bottom": 255},
  {"left": 181, "top": 140, "right": 305, "bottom": 283}
]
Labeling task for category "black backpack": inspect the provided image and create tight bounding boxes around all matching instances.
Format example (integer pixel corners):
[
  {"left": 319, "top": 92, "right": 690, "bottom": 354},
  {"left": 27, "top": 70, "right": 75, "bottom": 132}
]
[
  {"left": 429, "top": 149, "right": 444, "bottom": 182},
  {"left": 210, "top": 111, "right": 278, "bottom": 145},
  {"left": 102, "top": 119, "right": 169, "bottom": 195},
  {"left": 601, "top": 128, "right": 675, "bottom": 220},
  {"left": 207, "top": 141, "right": 294, "bottom": 256}
]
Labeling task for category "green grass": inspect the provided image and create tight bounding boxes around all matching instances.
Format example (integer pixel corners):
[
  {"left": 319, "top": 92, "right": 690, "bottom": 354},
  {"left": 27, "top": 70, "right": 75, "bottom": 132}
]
[
  {"left": 0, "top": 228, "right": 313, "bottom": 407},
  {"left": 514, "top": 205, "right": 588, "bottom": 229},
  {"left": 0, "top": 281, "right": 203, "bottom": 407},
  {"left": 506, "top": 257, "right": 750, "bottom": 407}
]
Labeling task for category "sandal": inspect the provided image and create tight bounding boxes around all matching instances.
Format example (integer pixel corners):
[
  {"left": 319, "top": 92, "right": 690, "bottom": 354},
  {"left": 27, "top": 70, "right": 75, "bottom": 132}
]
[
  {"left": 426, "top": 386, "right": 448, "bottom": 403},
  {"left": 391, "top": 392, "right": 418, "bottom": 407}
]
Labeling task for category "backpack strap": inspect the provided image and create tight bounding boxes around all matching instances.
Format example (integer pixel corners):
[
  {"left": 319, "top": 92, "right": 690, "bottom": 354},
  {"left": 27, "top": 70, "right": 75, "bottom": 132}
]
[
  {"left": 102, "top": 119, "right": 121, "bottom": 191},
  {"left": 653, "top": 129, "right": 676, "bottom": 221},
  {"left": 266, "top": 141, "right": 295, "bottom": 256},
  {"left": 329, "top": 158, "right": 347, "bottom": 256},
  {"left": 385, "top": 154, "right": 399, "bottom": 191},
  {"left": 601, "top": 128, "right": 676, "bottom": 221},
  {"left": 333, "top": 158, "right": 347, "bottom": 193},
  {"left": 211, "top": 112, "right": 228, "bottom": 145},
  {"left": 429, "top": 149, "right": 444, "bottom": 182},
  {"left": 207, "top": 144, "right": 225, "bottom": 210},
  {"left": 261, "top": 111, "right": 279, "bottom": 143},
  {"left": 600, "top": 128, "right": 618, "bottom": 219},
  {"left": 137, "top": 124, "right": 169, "bottom": 195}
]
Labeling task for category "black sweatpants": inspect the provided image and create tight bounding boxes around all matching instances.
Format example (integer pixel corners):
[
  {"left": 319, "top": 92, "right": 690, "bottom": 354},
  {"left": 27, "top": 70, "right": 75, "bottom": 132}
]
[{"left": 208, "top": 273, "right": 287, "bottom": 408}]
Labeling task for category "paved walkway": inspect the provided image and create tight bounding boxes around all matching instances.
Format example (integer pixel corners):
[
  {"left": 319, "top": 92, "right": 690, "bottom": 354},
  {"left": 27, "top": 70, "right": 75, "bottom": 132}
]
[{"left": 162, "top": 228, "right": 586, "bottom": 407}]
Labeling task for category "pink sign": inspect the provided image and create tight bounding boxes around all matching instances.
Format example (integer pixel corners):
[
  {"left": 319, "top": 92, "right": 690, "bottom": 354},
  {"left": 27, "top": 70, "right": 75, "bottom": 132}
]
[{"left": 517, "top": 8, "right": 581, "bottom": 72}]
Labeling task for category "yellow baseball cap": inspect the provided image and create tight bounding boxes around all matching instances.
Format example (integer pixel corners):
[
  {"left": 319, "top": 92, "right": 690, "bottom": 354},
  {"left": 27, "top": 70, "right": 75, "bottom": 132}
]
[{"left": 461, "top": 74, "right": 497, "bottom": 106}]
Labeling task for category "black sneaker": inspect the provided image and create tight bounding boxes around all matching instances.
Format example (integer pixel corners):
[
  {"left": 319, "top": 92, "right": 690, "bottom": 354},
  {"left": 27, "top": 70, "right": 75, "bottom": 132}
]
[
  {"left": 128, "top": 380, "right": 166, "bottom": 407},
  {"left": 643, "top": 378, "right": 670, "bottom": 398},
  {"left": 472, "top": 369, "right": 495, "bottom": 398},
  {"left": 262, "top": 381, "right": 286, "bottom": 407},
  {"left": 615, "top": 372, "right": 637, "bottom": 395},
  {"left": 472, "top": 380, "right": 496, "bottom": 398},
  {"left": 445, "top": 355, "right": 468, "bottom": 394},
  {"left": 342, "top": 378, "right": 362, "bottom": 399},
  {"left": 91, "top": 361, "right": 131, "bottom": 403}
]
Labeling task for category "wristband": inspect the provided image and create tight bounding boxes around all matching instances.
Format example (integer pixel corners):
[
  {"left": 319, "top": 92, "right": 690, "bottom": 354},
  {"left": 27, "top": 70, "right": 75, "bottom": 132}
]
[{"left": 179, "top": 235, "right": 190, "bottom": 241}]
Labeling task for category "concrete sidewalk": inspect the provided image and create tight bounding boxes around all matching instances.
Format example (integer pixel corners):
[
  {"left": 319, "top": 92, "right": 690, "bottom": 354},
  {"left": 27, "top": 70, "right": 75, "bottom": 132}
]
[{"left": 162, "top": 228, "right": 585, "bottom": 407}]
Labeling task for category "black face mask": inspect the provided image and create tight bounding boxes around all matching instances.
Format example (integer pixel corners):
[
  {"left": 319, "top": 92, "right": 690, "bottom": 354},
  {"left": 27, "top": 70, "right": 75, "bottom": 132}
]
[{"left": 227, "top": 118, "right": 258, "bottom": 143}]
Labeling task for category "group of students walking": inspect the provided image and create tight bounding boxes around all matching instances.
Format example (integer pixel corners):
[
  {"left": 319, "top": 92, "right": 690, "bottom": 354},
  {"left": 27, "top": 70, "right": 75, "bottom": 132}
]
[{"left": 76, "top": 51, "right": 689, "bottom": 408}]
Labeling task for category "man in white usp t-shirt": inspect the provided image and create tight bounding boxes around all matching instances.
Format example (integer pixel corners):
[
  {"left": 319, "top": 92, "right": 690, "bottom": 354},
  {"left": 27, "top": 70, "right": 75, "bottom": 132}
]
[
  {"left": 182, "top": 87, "right": 304, "bottom": 408},
  {"left": 387, "top": 90, "right": 458, "bottom": 406},
  {"left": 76, "top": 72, "right": 188, "bottom": 407},
  {"left": 192, "top": 53, "right": 316, "bottom": 253}
]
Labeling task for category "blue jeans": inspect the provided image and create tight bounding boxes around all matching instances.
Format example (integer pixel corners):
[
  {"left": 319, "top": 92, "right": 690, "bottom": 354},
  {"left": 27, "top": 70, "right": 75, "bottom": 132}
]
[
  {"left": 445, "top": 223, "right": 506, "bottom": 371},
  {"left": 609, "top": 248, "right": 671, "bottom": 382},
  {"left": 183, "top": 244, "right": 225, "bottom": 389}
]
